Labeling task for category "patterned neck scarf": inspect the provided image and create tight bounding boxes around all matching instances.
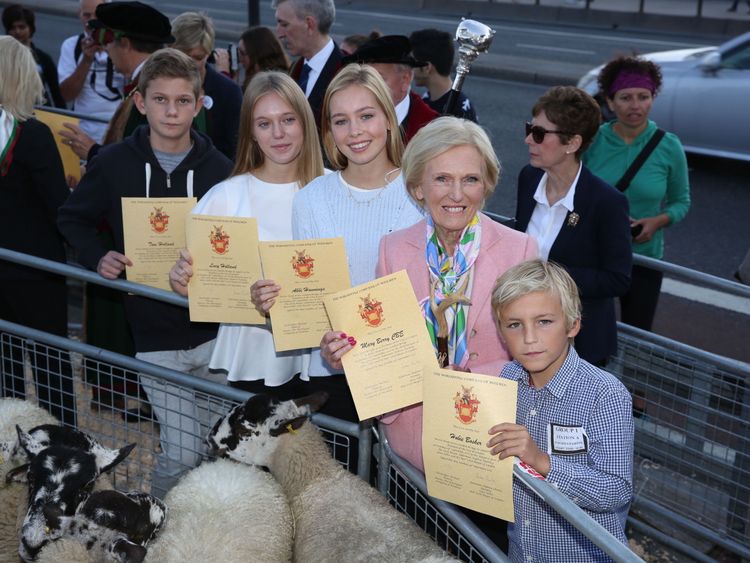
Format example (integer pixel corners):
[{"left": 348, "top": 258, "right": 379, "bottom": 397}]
[
  {"left": 0, "top": 109, "right": 20, "bottom": 177},
  {"left": 422, "top": 214, "right": 482, "bottom": 367}
]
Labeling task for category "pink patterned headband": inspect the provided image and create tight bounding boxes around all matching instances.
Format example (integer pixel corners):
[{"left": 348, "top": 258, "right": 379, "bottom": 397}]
[{"left": 608, "top": 70, "right": 656, "bottom": 97}]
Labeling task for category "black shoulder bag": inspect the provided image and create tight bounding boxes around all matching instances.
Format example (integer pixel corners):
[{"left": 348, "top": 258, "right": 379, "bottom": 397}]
[{"left": 614, "top": 128, "right": 666, "bottom": 238}]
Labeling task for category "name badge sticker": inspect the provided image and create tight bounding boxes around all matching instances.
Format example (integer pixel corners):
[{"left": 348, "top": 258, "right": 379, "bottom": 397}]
[{"left": 548, "top": 424, "right": 588, "bottom": 455}]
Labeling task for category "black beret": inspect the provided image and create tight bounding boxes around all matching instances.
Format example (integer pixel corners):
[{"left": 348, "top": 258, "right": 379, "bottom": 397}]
[
  {"left": 89, "top": 1, "right": 173, "bottom": 44},
  {"left": 342, "top": 35, "right": 427, "bottom": 68}
]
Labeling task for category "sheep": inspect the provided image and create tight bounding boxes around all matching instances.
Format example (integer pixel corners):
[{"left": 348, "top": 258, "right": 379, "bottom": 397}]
[
  {"left": 207, "top": 393, "right": 459, "bottom": 562},
  {"left": 35, "top": 489, "right": 167, "bottom": 563},
  {"left": 144, "top": 458, "right": 293, "bottom": 563},
  {"left": 0, "top": 399, "right": 59, "bottom": 475},
  {"left": 0, "top": 399, "right": 58, "bottom": 563},
  {"left": 14, "top": 426, "right": 135, "bottom": 561}
]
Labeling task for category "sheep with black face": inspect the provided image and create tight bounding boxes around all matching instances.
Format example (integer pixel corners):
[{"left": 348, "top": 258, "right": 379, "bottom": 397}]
[
  {"left": 207, "top": 392, "right": 458, "bottom": 562},
  {"left": 13, "top": 426, "right": 135, "bottom": 561}
]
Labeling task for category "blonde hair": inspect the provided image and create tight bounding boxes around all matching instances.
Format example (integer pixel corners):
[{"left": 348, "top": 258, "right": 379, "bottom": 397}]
[
  {"left": 402, "top": 116, "right": 499, "bottom": 208},
  {"left": 491, "top": 259, "right": 582, "bottom": 331},
  {"left": 232, "top": 71, "right": 324, "bottom": 186},
  {"left": 137, "top": 48, "right": 202, "bottom": 99},
  {"left": 321, "top": 64, "right": 403, "bottom": 171},
  {"left": 0, "top": 36, "right": 43, "bottom": 121},
  {"left": 171, "top": 12, "right": 215, "bottom": 54}
]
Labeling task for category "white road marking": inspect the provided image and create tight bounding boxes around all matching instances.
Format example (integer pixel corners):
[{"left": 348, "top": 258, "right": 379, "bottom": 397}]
[
  {"left": 516, "top": 42, "right": 596, "bottom": 55},
  {"left": 662, "top": 278, "right": 750, "bottom": 315}
]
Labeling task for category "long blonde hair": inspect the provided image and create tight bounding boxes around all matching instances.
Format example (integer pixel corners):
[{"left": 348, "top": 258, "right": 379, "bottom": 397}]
[
  {"left": 321, "top": 64, "right": 403, "bottom": 171},
  {"left": 231, "top": 71, "right": 323, "bottom": 186},
  {"left": 0, "top": 37, "right": 43, "bottom": 121}
]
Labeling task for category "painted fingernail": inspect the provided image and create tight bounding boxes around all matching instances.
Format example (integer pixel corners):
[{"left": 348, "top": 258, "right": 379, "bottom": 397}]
[
  {"left": 348, "top": 338, "right": 357, "bottom": 345},
  {"left": 340, "top": 332, "right": 347, "bottom": 339}
]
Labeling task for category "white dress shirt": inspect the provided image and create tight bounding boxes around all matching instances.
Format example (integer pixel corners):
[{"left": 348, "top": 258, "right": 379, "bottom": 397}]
[
  {"left": 526, "top": 162, "right": 582, "bottom": 260},
  {"left": 303, "top": 38, "right": 334, "bottom": 97},
  {"left": 394, "top": 91, "right": 411, "bottom": 125}
]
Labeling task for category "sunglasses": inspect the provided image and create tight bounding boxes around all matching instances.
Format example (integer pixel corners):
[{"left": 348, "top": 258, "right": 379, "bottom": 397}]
[{"left": 525, "top": 122, "right": 572, "bottom": 144}]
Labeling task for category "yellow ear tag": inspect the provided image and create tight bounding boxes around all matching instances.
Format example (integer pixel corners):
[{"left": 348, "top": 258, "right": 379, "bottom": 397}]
[{"left": 285, "top": 423, "right": 297, "bottom": 435}]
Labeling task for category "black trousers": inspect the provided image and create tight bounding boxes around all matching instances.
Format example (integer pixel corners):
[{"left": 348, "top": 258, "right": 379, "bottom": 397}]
[
  {"left": 0, "top": 276, "right": 77, "bottom": 426},
  {"left": 619, "top": 264, "right": 663, "bottom": 331}
]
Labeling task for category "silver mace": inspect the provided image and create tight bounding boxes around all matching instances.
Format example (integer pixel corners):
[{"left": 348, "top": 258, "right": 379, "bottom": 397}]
[{"left": 442, "top": 19, "right": 496, "bottom": 117}]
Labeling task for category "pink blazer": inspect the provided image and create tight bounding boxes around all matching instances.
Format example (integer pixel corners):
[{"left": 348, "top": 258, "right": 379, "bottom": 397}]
[{"left": 376, "top": 213, "right": 538, "bottom": 471}]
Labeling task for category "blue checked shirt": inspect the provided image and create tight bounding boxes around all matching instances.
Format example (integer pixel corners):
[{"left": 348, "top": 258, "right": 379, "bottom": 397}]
[{"left": 501, "top": 347, "right": 634, "bottom": 562}]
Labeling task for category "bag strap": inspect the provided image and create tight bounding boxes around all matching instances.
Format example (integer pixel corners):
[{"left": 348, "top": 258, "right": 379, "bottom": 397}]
[
  {"left": 73, "top": 33, "right": 85, "bottom": 62},
  {"left": 615, "top": 128, "right": 666, "bottom": 192}
]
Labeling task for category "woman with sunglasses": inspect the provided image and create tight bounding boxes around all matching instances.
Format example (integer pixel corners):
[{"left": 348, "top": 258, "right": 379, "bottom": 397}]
[
  {"left": 584, "top": 56, "right": 690, "bottom": 332},
  {"left": 515, "top": 86, "right": 632, "bottom": 367}
]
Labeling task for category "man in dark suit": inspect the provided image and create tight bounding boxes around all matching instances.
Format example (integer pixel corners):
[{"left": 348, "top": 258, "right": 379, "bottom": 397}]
[
  {"left": 342, "top": 35, "right": 438, "bottom": 143},
  {"left": 272, "top": 0, "right": 340, "bottom": 127}
]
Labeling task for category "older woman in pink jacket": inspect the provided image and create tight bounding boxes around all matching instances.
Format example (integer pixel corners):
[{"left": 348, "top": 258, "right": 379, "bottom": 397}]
[{"left": 376, "top": 117, "right": 538, "bottom": 472}]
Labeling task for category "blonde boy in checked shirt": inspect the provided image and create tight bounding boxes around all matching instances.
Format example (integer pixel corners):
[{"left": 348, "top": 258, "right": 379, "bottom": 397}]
[{"left": 488, "top": 259, "right": 634, "bottom": 562}]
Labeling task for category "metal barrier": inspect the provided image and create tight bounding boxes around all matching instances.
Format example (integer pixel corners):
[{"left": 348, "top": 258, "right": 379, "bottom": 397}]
[
  {"left": 9, "top": 245, "right": 747, "bottom": 560},
  {"left": 611, "top": 324, "right": 750, "bottom": 561}
]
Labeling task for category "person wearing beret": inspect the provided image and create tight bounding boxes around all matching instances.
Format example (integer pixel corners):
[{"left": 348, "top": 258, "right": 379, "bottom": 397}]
[
  {"left": 342, "top": 35, "right": 439, "bottom": 143},
  {"left": 273, "top": 0, "right": 341, "bottom": 128},
  {"left": 58, "top": 0, "right": 174, "bottom": 162}
]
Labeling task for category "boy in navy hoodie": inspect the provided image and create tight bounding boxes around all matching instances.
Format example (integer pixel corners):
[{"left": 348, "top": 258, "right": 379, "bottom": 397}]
[{"left": 58, "top": 48, "right": 232, "bottom": 497}]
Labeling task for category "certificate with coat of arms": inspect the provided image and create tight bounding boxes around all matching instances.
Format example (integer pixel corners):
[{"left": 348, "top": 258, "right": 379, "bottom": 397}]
[
  {"left": 323, "top": 270, "right": 438, "bottom": 420},
  {"left": 121, "top": 197, "right": 196, "bottom": 290},
  {"left": 422, "top": 367, "right": 517, "bottom": 522},
  {"left": 258, "top": 238, "right": 351, "bottom": 352},
  {"left": 185, "top": 214, "right": 265, "bottom": 324}
]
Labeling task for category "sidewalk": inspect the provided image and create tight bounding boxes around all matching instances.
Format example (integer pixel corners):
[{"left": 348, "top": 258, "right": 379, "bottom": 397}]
[{"left": 19, "top": 0, "right": 750, "bottom": 86}]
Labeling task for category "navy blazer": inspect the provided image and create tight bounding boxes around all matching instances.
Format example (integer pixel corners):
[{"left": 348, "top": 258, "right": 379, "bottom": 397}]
[
  {"left": 290, "top": 43, "right": 342, "bottom": 128},
  {"left": 515, "top": 164, "right": 632, "bottom": 364}
]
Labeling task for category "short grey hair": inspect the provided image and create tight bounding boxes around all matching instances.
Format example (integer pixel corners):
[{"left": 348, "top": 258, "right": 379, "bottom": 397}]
[
  {"left": 271, "top": 0, "right": 335, "bottom": 34},
  {"left": 402, "top": 116, "right": 499, "bottom": 208},
  {"left": 171, "top": 12, "right": 215, "bottom": 54}
]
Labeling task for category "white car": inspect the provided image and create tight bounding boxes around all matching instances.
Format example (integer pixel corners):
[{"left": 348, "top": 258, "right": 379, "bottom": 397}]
[{"left": 578, "top": 32, "right": 750, "bottom": 162}]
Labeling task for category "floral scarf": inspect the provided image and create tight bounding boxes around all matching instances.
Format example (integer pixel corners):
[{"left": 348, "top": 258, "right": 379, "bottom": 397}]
[{"left": 422, "top": 214, "right": 481, "bottom": 367}]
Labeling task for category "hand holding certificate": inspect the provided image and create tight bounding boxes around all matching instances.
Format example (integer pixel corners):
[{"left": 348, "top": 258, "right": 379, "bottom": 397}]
[
  {"left": 422, "top": 367, "right": 517, "bottom": 522},
  {"left": 323, "top": 270, "right": 438, "bottom": 420},
  {"left": 259, "top": 238, "right": 350, "bottom": 352},
  {"left": 186, "top": 214, "right": 265, "bottom": 324},
  {"left": 122, "top": 197, "right": 196, "bottom": 290}
]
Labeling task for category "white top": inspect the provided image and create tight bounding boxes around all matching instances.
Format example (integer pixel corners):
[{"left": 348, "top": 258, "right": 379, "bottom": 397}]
[
  {"left": 57, "top": 34, "right": 125, "bottom": 142},
  {"left": 304, "top": 38, "right": 335, "bottom": 98},
  {"left": 191, "top": 173, "right": 307, "bottom": 385},
  {"left": 526, "top": 163, "right": 582, "bottom": 260},
  {"left": 292, "top": 171, "right": 424, "bottom": 376}
]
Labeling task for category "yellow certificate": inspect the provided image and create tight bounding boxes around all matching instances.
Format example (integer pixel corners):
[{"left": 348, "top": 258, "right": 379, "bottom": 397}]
[
  {"left": 35, "top": 109, "right": 81, "bottom": 182},
  {"left": 186, "top": 214, "right": 265, "bottom": 324},
  {"left": 324, "top": 270, "right": 438, "bottom": 420},
  {"left": 422, "top": 367, "right": 517, "bottom": 522},
  {"left": 121, "top": 197, "right": 196, "bottom": 290},
  {"left": 259, "top": 238, "right": 351, "bottom": 352}
]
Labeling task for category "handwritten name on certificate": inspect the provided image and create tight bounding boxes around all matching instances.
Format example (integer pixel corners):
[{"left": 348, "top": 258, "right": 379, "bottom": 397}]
[
  {"left": 186, "top": 214, "right": 265, "bottom": 324},
  {"left": 324, "top": 270, "right": 438, "bottom": 420},
  {"left": 122, "top": 197, "right": 196, "bottom": 290},
  {"left": 422, "top": 367, "right": 517, "bottom": 522},
  {"left": 259, "top": 238, "right": 350, "bottom": 352}
]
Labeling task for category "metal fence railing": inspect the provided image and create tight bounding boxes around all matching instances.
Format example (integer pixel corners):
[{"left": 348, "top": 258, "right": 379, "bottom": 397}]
[
  {"left": 611, "top": 324, "right": 750, "bottom": 562},
  {"left": 6, "top": 244, "right": 750, "bottom": 560}
]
